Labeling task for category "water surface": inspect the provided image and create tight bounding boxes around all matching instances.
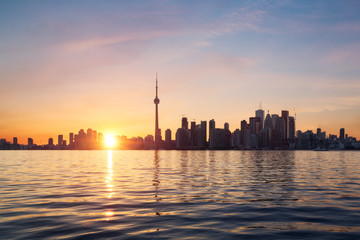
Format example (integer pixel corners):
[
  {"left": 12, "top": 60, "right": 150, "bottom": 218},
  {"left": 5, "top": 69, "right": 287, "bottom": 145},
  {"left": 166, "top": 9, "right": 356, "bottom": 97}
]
[{"left": 1, "top": 150, "right": 360, "bottom": 239}]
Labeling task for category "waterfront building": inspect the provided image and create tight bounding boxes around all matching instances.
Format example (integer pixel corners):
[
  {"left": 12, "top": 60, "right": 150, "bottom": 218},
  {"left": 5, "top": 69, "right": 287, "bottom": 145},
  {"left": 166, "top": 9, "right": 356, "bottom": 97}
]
[
  {"left": 289, "top": 116, "right": 295, "bottom": 140},
  {"left": 281, "top": 110, "right": 289, "bottom": 139},
  {"left": 340, "top": 128, "right": 345, "bottom": 140},
  {"left": 69, "top": 133, "right": 74, "bottom": 146},
  {"left": 264, "top": 111, "right": 273, "bottom": 130},
  {"left": 58, "top": 135, "right": 63, "bottom": 146},
  {"left": 255, "top": 108, "right": 265, "bottom": 130},
  {"left": 165, "top": 129, "right": 172, "bottom": 143},
  {"left": 271, "top": 114, "right": 279, "bottom": 130},
  {"left": 182, "top": 117, "right": 188, "bottom": 130}
]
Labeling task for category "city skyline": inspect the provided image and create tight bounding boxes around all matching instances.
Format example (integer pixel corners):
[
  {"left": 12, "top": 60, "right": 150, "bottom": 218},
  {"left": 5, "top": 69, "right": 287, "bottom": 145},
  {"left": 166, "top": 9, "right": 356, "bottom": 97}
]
[{"left": 1, "top": 1, "right": 360, "bottom": 143}]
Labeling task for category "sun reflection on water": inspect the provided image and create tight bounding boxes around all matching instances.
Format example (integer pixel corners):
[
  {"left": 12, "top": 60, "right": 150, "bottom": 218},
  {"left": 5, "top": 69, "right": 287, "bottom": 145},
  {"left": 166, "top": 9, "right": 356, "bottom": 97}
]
[{"left": 104, "top": 150, "right": 114, "bottom": 220}]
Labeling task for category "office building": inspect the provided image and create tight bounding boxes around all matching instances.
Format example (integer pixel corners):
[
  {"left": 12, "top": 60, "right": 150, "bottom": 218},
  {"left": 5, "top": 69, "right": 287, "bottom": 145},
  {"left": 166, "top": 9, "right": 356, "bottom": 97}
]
[
  {"left": 255, "top": 108, "right": 265, "bottom": 130},
  {"left": 281, "top": 110, "right": 289, "bottom": 139}
]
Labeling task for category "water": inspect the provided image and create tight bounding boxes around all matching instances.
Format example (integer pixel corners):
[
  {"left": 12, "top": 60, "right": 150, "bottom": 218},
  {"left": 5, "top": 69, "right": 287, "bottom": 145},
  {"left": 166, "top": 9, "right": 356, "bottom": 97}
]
[{"left": 0, "top": 150, "right": 360, "bottom": 239}]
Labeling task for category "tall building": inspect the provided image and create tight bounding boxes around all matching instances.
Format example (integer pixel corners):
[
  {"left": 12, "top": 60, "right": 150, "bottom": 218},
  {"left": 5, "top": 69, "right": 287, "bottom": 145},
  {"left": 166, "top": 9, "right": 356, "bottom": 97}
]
[
  {"left": 13, "top": 137, "right": 18, "bottom": 145},
  {"left": 154, "top": 74, "right": 161, "bottom": 145},
  {"left": 197, "top": 121, "right": 207, "bottom": 147},
  {"left": 190, "top": 121, "right": 197, "bottom": 146},
  {"left": 289, "top": 116, "right": 295, "bottom": 140},
  {"left": 28, "top": 138, "right": 33, "bottom": 146},
  {"left": 165, "top": 129, "right": 172, "bottom": 143},
  {"left": 264, "top": 111, "right": 273, "bottom": 130},
  {"left": 271, "top": 114, "right": 279, "bottom": 129},
  {"left": 249, "top": 117, "right": 260, "bottom": 135},
  {"left": 340, "top": 128, "right": 345, "bottom": 140},
  {"left": 209, "top": 119, "right": 215, "bottom": 142},
  {"left": 224, "top": 122, "right": 229, "bottom": 131},
  {"left": 255, "top": 108, "right": 265, "bottom": 130},
  {"left": 69, "top": 133, "right": 74, "bottom": 145},
  {"left": 48, "top": 138, "right": 53, "bottom": 145},
  {"left": 281, "top": 110, "right": 289, "bottom": 140},
  {"left": 58, "top": 135, "right": 63, "bottom": 146},
  {"left": 182, "top": 117, "right": 188, "bottom": 130}
]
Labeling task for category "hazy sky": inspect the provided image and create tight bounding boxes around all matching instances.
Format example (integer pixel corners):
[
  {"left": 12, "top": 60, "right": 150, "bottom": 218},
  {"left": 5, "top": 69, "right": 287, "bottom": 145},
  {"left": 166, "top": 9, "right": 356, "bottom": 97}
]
[{"left": 1, "top": 0, "right": 360, "bottom": 144}]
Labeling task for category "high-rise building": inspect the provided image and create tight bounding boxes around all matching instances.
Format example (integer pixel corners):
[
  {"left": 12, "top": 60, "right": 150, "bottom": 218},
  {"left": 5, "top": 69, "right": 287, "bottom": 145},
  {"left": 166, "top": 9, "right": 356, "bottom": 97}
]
[
  {"left": 165, "top": 129, "right": 172, "bottom": 143},
  {"left": 224, "top": 122, "right": 229, "bottom": 131},
  {"left": 69, "top": 133, "right": 74, "bottom": 145},
  {"left": 264, "top": 111, "right": 273, "bottom": 130},
  {"left": 58, "top": 135, "right": 63, "bottom": 146},
  {"left": 289, "top": 116, "right": 295, "bottom": 140},
  {"left": 154, "top": 74, "right": 161, "bottom": 145},
  {"left": 48, "top": 138, "right": 53, "bottom": 145},
  {"left": 209, "top": 119, "right": 215, "bottom": 142},
  {"left": 249, "top": 117, "right": 260, "bottom": 135},
  {"left": 271, "top": 114, "right": 279, "bottom": 130},
  {"left": 255, "top": 108, "right": 265, "bottom": 130},
  {"left": 190, "top": 121, "right": 197, "bottom": 146},
  {"left": 28, "top": 138, "right": 33, "bottom": 146},
  {"left": 275, "top": 117, "right": 286, "bottom": 140},
  {"left": 197, "top": 121, "right": 207, "bottom": 147},
  {"left": 281, "top": 110, "right": 289, "bottom": 139},
  {"left": 340, "top": 128, "right": 345, "bottom": 140},
  {"left": 13, "top": 137, "right": 18, "bottom": 145},
  {"left": 182, "top": 117, "right": 188, "bottom": 130}
]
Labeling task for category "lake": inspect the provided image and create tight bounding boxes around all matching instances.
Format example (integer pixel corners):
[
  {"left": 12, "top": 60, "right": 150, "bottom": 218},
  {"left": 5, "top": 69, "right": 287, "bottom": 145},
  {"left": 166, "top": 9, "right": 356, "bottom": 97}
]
[{"left": 1, "top": 150, "right": 360, "bottom": 239}]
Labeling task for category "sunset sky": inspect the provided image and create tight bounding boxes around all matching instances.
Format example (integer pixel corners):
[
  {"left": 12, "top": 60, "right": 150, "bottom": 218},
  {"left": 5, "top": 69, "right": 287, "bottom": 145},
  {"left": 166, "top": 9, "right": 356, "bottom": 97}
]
[{"left": 1, "top": 0, "right": 360, "bottom": 144}]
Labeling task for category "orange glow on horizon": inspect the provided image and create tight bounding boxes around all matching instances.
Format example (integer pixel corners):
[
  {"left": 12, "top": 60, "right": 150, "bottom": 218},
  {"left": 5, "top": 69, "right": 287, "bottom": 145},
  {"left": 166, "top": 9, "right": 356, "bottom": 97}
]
[{"left": 104, "top": 134, "right": 116, "bottom": 148}]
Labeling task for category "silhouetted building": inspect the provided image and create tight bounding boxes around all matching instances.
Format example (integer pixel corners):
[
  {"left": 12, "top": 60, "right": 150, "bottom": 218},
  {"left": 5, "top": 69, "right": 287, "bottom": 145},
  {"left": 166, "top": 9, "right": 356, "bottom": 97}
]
[
  {"left": 48, "top": 138, "right": 53, "bottom": 145},
  {"left": 209, "top": 128, "right": 231, "bottom": 149},
  {"left": 224, "top": 122, "right": 229, "bottom": 131},
  {"left": 28, "top": 138, "right": 33, "bottom": 146},
  {"left": 264, "top": 112, "right": 273, "bottom": 130},
  {"left": 281, "top": 110, "right": 289, "bottom": 139},
  {"left": 182, "top": 117, "right": 188, "bottom": 130},
  {"left": 58, "top": 135, "right": 63, "bottom": 146},
  {"left": 190, "top": 121, "right": 197, "bottom": 146},
  {"left": 271, "top": 114, "right": 279, "bottom": 129},
  {"left": 340, "top": 128, "right": 345, "bottom": 140},
  {"left": 255, "top": 108, "right": 265, "bottom": 130},
  {"left": 69, "top": 133, "right": 74, "bottom": 146},
  {"left": 165, "top": 129, "right": 172, "bottom": 143},
  {"left": 176, "top": 128, "right": 189, "bottom": 149},
  {"left": 249, "top": 117, "right": 260, "bottom": 135},
  {"left": 289, "top": 116, "right": 295, "bottom": 140},
  {"left": 209, "top": 119, "right": 215, "bottom": 143},
  {"left": 13, "top": 137, "right": 18, "bottom": 145}
]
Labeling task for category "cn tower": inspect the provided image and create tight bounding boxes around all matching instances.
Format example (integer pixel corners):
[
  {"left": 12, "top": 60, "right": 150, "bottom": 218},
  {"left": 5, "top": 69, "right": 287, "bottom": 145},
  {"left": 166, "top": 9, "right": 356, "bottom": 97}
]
[{"left": 154, "top": 74, "right": 161, "bottom": 145}]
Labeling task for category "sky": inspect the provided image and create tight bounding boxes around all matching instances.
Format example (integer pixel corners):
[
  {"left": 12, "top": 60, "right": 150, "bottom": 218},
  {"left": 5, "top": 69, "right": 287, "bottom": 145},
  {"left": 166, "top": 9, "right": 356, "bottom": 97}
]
[{"left": 1, "top": 0, "right": 360, "bottom": 144}]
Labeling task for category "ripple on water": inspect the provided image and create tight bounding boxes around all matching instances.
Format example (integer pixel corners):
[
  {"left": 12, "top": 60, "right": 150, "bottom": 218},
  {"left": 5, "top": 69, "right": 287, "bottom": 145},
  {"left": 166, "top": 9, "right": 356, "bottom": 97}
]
[{"left": 0, "top": 150, "right": 360, "bottom": 239}]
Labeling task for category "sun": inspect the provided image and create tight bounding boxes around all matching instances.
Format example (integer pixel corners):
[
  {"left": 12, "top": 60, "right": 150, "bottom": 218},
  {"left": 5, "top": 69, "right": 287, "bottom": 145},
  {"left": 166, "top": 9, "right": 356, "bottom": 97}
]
[{"left": 104, "top": 134, "right": 116, "bottom": 148}]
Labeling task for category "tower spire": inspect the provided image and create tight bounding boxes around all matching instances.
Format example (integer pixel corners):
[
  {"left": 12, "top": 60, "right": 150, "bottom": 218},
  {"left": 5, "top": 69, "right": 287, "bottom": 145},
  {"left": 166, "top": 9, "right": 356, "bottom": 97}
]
[
  {"left": 156, "top": 72, "right": 158, "bottom": 98},
  {"left": 154, "top": 73, "right": 161, "bottom": 147}
]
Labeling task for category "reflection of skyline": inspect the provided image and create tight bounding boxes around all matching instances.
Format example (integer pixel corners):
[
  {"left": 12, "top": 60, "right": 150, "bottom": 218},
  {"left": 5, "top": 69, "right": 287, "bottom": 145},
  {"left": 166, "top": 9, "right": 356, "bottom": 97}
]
[{"left": 153, "top": 150, "right": 161, "bottom": 219}]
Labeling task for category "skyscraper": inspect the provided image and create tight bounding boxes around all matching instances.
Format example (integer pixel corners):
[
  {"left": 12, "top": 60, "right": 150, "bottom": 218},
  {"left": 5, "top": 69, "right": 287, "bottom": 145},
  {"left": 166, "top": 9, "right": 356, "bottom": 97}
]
[
  {"left": 289, "top": 116, "right": 295, "bottom": 140},
  {"left": 182, "top": 117, "right": 188, "bottom": 130},
  {"left": 165, "top": 129, "right": 172, "bottom": 143},
  {"left": 255, "top": 108, "right": 265, "bottom": 130},
  {"left": 154, "top": 74, "right": 161, "bottom": 144},
  {"left": 281, "top": 110, "right": 289, "bottom": 140},
  {"left": 58, "top": 135, "right": 63, "bottom": 146},
  {"left": 340, "top": 128, "right": 345, "bottom": 140}
]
